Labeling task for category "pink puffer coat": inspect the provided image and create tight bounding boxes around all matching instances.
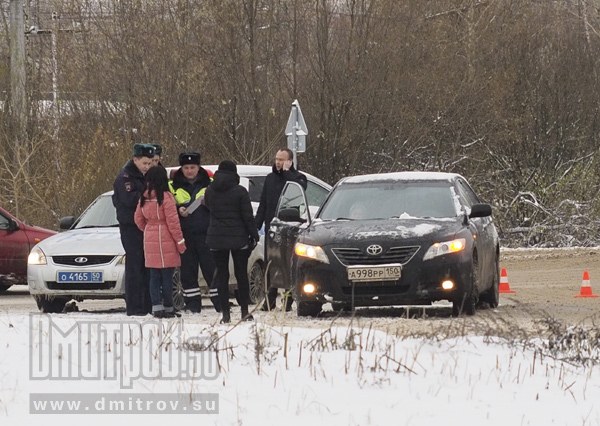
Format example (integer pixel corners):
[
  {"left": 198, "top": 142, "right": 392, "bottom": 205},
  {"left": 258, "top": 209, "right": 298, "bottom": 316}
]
[{"left": 134, "top": 190, "right": 186, "bottom": 268}]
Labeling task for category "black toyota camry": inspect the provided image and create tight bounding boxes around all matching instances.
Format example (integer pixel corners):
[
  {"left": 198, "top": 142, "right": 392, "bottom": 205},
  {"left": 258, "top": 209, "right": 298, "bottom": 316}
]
[{"left": 266, "top": 172, "right": 499, "bottom": 317}]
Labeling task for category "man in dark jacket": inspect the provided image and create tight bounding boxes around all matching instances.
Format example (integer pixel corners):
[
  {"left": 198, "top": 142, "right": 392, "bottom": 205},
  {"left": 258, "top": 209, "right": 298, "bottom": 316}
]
[
  {"left": 205, "top": 160, "right": 260, "bottom": 323},
  {"left": 112, "top": 143, "right": 155, "bottom": 316},
  {"left": 255, "top": 148, "right": 307, "bottom": 311},
  {"left": 169, "top": 152, "right": 218, "bottom": 313}
]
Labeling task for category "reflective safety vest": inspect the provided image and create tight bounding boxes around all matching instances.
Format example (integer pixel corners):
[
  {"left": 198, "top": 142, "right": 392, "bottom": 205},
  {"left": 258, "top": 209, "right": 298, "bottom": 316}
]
[{"left": 168, "top": 179, "right": 211, "bottom": 206}]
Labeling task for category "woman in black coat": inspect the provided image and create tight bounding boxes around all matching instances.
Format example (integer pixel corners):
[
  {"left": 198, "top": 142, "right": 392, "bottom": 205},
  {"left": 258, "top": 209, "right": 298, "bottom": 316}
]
[{"left": 205, "top": 160, "right": 260, "bottom": 323}]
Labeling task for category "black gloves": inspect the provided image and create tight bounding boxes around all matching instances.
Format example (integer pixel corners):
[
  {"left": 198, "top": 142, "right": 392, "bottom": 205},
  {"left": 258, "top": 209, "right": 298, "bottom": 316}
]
[{"left": 247, "top": 236, "right": 258, "bottom": 251}]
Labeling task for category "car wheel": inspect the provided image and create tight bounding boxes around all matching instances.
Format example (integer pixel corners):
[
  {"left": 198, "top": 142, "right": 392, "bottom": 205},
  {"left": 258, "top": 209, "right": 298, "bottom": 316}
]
[
  {"left": 296, "top": 301, "right": 322, "bottom": 317},
  {"left": 452, "top": 255, "right": 478, "bottom": 317},
  {"left": 248, "top": 261, "right": 265, "bottom": 305},
  {"left": 480, "top": 257, "right": 499, "bottom": 308},
  {"left": 33, "top": 295, "right": 69, "bottom": 313},
  {"left": 0, "top": 284, "right": 12, "bottom": 293},
  {"left": 171, "top": 268, "right": 185, "bottom": 311}
]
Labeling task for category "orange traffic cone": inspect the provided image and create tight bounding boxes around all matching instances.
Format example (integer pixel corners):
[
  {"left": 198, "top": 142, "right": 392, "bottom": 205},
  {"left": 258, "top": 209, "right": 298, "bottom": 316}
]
[
  {"left": 499, "top": 267, "right": 516, "bottom": 294},
  {"left": 575, "top": 271, "right": 598, "bottom": 298}
]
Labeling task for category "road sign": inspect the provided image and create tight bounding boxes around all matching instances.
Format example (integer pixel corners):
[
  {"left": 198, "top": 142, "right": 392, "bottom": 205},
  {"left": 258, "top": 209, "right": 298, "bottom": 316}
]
[{"left": 285, "top": 100, "right": 308, "bottom": 154}]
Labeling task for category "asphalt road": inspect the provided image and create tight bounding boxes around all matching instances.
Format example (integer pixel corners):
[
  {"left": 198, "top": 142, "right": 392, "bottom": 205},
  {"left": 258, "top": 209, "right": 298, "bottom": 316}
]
[{"left": 2, "top": 248, "right": 599, "bottom": 337}]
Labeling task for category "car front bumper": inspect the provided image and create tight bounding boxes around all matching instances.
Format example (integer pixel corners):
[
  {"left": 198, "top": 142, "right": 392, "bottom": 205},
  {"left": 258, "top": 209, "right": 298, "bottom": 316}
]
[
  {"left": 294, "top": 252, "right": 472, "bottom": 307},
  {"left": 28, "top": 260, "right": 126, "bottom": 299}
]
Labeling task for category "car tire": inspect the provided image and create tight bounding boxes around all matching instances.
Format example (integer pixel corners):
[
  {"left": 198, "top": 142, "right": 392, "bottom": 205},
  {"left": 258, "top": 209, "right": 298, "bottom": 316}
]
[
  {"left": 33, "top": 296, "right": 69, "bottom": 313},
  {"left": 452, "top": 256, "right": 478, "bottom": 317},
  {"left": 480, "top": 257, "right": 499, "bottom": 309},
  {"left": 296, "top": 301, "right": 322, "bottom": 317},
  {"left": 0, "top": 284, "right": 12, "bottom": 293},
  {"left": 171, "top": 268, "right": 185, "bottom": 311},
  {"left": 248, "top": 261, "right": 265, "bottom": 305}
]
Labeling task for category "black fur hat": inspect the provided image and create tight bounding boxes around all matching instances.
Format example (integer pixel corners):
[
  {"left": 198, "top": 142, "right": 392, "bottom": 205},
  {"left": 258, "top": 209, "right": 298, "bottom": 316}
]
[{"left": 179, "top": 152, "right": 201, "bottom": 166}]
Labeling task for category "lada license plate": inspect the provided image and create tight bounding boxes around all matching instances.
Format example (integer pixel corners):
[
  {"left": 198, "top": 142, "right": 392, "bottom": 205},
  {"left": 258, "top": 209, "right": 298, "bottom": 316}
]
[{"left": 56, "top": 271, "right": 103, "bottom": 283}]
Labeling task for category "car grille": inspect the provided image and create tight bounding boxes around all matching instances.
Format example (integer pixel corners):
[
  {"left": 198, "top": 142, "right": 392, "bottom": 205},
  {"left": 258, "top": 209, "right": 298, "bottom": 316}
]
[
  {"left": 46, "top": 281, "right": 117, "bottom": 290},
  {"left": 331, "top": 246, "right": 420, "bottom": 266},
  {"left": 52, "top": 255, "right": 116, "bottom": 266},
  {"left": 341, "top": 282, "right": 410, "bottom": 296}
]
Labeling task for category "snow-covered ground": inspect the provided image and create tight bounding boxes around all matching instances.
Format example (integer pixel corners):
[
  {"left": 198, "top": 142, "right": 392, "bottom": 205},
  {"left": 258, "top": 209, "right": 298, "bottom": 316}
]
[{"left": 1, "top": 311, "right": 599, "bottom": 425}]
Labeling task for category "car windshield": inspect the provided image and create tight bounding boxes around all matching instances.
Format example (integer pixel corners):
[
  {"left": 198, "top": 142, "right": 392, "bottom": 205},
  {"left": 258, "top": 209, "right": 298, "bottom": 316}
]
[
  {"left": 318, "top": 181, "right": 459, "bottom": 220},
  {"left": 74, "top": 194, "right": 119, "bottom": 228}
]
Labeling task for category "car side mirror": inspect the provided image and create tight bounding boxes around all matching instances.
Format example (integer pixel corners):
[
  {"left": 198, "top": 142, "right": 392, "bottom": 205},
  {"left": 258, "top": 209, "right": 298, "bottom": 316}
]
[
  {"left": 6, "top": 218, "right": 19, "bottom": 231},
  {"left": 59, "top": 216, "right": 76, "bottom": 230},
  {"left": 278, "top": 207, "right": 306, "bottom": 223},
  {"left": 469, "top": 203, "right": 492, "bottom": 218}
]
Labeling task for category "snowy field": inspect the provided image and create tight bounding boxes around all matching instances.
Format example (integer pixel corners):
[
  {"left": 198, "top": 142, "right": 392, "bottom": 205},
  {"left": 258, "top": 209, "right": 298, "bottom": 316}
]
[{"left": 1, "top": 311, "right": 599, "bottom": 425}]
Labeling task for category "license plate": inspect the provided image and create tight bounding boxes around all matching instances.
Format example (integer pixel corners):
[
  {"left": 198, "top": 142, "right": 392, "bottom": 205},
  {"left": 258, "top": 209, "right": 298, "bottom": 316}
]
[
  {"left": 347, "top": 265, "right": 402, "bottom": 282},
  {"left": 56, "top": 271, "right": 103, "bottom": 283}
]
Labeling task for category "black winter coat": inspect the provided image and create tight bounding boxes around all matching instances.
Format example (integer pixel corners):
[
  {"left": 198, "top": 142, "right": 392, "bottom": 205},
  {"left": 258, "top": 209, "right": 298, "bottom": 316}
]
[
  {"left": 112, "top": 160, "right": 145, "bottom": 226},
  {"left": 205, "top": 170, "right": 260, "bottom": 250},
  {"left": 255, "top": 165, "right": 307, "bottom": 230}
]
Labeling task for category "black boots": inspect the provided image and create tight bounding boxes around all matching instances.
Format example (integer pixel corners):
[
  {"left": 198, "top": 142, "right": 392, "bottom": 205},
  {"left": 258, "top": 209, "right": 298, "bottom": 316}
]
[
  {"left": 220, "top": 309, "right": 231, "bottom": 324},
  {"left": 221, "top": 306, "right": 254, "bottom": 323},
  {"left": 241, "top": 306, "right": 254, "bottom": 321},
  {"left": 184, "top": 298, "right": 202, "bottom": 313},
  {"left": 260, "top": 287, "right": 278, "bottom": 311}
]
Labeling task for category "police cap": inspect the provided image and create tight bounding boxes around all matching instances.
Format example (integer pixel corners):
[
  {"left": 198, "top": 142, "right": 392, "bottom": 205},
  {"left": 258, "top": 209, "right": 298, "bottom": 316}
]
[
  {"left": 152, "top": 144, "right": 162, "bottom": 156},
  {"left": 179, "top": 152, "right": 201, "bottom": 166},
  {"left": 133, "top": 143, "right": 155, "bottom": 158}
]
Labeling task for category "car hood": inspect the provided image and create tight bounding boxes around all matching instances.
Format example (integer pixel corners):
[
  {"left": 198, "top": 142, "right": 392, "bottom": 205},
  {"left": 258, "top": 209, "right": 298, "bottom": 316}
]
[
  {"left": 36, "top": 227, "right": 124, "bottom": 255},
  {"left": 302, "top": 218, "right": 463, "bottom": 246}
]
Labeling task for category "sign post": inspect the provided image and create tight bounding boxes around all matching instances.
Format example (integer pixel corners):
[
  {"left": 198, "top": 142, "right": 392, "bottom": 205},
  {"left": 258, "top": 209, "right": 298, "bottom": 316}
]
[{"left": 285, "top": 99, "right": 308, "bottom": 169}]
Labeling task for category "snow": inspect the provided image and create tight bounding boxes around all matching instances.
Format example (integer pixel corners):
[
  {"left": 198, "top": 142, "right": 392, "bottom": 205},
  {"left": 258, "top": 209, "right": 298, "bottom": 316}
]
[
  {"left": 395, "top": 223, "right": 442, "bottom": 236},
  {"left": 341, "top": 171, "right": 459, "bottom": 184},
  {"left": 2, "top": 312, "right": 600, "bottom": 425}
]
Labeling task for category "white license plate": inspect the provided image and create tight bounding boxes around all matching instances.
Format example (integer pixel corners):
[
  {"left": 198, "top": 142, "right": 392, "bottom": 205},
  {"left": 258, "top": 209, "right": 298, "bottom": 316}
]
[
  {"left": 347, "top": 265, "right": 402, "bottom": 282},
  {"left": 56, "top": 271, "right": 103, "bottom": 283}
]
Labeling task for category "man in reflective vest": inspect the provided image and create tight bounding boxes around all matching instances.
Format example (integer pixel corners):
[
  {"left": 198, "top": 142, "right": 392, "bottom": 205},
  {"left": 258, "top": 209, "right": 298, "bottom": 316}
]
[{"left": 169, "top": 152, "right": 219, "bottom": 312}]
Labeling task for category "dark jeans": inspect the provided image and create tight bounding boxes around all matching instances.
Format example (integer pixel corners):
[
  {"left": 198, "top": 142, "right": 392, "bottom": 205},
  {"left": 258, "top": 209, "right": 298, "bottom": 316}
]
[
  {"left": 180, "top": 233, "right": 218, "bottom": 311},
  {"left": 149, "top": 268, "right": 175, "bottom": 312},
  {"left": 212, "top": 248, "right": 250, "bottom": 313},
  {"left": 119, "top": 225, "right": 150, "bottom": 315}
]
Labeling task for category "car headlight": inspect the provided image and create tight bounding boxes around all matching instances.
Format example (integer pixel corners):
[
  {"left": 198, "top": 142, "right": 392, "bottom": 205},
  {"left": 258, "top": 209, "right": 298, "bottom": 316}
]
[
  {"left": 423, "top": 238, "right": 466, "bottom": 261},
  {"left": 28, "top": 247, "right": 47, "bottom": 265},
  {"left": 294, "top": 243, "right": 329, "bottom": 264},
  {"left": 116, "top": 255, "right": 126, "bottom": 265}
]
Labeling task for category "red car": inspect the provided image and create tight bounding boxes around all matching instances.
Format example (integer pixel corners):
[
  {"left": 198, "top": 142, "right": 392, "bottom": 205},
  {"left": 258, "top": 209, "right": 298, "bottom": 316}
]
[{"left": 0, "top": 206, "right": 56, "bottom": 292}]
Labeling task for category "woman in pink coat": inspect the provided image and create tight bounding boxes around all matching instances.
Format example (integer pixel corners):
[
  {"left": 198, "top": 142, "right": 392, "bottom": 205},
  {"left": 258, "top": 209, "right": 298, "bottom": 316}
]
[{"left": 135, "top": 166, "right": 186, "bottom": 318}]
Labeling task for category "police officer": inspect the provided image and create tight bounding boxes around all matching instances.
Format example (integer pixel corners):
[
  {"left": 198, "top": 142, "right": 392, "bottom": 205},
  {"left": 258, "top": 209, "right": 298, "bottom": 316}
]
[
  {"left": 169, "top": 152, "right": 219, "bottom": 313},
  {"left": 112, "top": 143, "right": 155, "bottom": 316}
]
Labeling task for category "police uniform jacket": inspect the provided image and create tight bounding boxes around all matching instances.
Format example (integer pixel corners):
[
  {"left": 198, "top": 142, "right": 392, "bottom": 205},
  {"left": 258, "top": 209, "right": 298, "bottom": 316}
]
[
  {"left": 255, "top": 165, "right": 307, "bottom": 230},
  {"left": 205, "top": 170, "right": 260, "bottom": 250},
  {"left": 168, "top": 167, "right": 212, "bottom": 236},
  {"left": 112, "top": 160, "right": 146, "bottom": 226}
]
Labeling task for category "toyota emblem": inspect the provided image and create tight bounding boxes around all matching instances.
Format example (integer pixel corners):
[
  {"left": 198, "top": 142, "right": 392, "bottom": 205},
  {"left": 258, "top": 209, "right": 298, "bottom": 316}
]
[
  {"left": 366, "top": 245, "right": 383, "bottom": 256},
  {"left": 74, "top": 257, "right": 88, "bottom": 264}
]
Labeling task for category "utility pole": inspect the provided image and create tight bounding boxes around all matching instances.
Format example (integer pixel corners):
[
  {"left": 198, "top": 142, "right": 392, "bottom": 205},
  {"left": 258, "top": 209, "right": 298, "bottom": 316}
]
[
  {"left": 51, "top": 11, "right": 59, "bottom": 140},
  {"left": 9, "top": 0, "right": 27, "bottom": 148}
]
